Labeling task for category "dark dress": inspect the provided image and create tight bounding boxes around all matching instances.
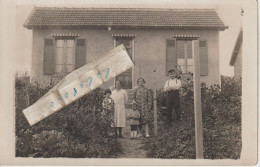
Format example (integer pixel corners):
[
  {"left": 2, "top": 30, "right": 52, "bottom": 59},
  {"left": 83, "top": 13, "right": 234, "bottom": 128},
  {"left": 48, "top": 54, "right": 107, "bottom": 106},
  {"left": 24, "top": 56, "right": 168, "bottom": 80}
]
[{"left": 133, "top": 86, "right": 153, "bottom": 124}]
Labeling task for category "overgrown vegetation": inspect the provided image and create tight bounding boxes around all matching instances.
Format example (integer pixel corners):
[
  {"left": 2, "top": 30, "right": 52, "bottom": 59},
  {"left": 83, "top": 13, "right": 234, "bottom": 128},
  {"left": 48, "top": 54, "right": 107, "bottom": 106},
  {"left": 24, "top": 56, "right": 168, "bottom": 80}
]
[
  {"left": 15, "top": 75, "right": 241, "bottom": 159},
  {"left": 15, "top": 78, "right": 122, "bottom": 158},
  {"left": 145, "top": 76, "right": 242, "bottom": 159}
]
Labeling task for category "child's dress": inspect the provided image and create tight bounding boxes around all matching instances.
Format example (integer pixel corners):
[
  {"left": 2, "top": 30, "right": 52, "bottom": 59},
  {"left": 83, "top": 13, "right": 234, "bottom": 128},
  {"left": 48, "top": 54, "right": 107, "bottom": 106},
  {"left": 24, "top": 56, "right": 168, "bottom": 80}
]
[
  {"left": 102, "top": 97, "right": 115, "bottom": 127},
  {"left": 126, "top": 109, "right": 140, "bottom": 126}
]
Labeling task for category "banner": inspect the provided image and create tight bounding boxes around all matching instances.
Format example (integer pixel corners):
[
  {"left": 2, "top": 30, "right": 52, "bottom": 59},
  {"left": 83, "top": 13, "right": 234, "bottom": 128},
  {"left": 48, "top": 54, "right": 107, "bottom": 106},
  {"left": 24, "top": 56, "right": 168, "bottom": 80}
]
[{"left": 23, "top": 44, "right": 134, "bottom": 126}]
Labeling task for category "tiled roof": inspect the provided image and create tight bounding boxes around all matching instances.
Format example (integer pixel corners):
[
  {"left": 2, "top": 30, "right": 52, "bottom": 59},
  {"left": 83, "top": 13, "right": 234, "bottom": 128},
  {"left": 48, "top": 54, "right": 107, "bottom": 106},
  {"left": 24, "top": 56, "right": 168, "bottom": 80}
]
[{"left": 24, "top": 7, "right": 228, "bottom": 30}]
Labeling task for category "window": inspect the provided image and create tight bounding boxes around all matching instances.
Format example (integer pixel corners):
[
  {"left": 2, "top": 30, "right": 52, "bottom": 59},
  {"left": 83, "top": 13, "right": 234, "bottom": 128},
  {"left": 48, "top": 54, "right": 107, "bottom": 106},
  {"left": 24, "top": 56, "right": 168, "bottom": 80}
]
[
  {"left": 43, "top": 38, "right": 86, "bottom": 75},
  {"left": 165, "top": 38, "right": 208, "bottom": 76},
  {"left": 55, "top": 39, "right": 75, "bottom": 73},
  {"left": 177, "top": 40, "right": 193, "bottom": 74}
]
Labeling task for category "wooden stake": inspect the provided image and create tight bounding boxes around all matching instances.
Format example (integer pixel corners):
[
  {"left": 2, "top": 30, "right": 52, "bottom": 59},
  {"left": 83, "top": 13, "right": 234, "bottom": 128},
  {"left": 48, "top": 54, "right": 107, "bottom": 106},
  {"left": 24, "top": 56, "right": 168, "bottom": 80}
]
[
  {"left": 153, "top": 68, "right": 158, "bottom": 136},
  {"left": 26, "top": 91, "right": 30, "bottom": 107},
  {"left": 192, "top": 40, "right": 204, "bottom": 159}
]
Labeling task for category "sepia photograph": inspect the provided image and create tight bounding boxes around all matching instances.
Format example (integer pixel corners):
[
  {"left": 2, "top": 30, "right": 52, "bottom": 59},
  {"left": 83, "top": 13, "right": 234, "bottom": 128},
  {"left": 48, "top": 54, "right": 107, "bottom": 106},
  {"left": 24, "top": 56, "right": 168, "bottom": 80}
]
[{"left": 0, "top": 0, "right": 257, "bottom": 166}]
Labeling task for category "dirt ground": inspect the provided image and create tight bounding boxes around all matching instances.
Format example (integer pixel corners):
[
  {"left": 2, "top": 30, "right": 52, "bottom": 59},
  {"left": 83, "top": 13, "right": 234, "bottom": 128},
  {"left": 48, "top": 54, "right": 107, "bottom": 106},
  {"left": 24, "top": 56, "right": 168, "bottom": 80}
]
[
  {"left": 114, "top": 109, "right": 148, "bottom": 158},
  {"left": 117, "top": 137, "right": 147, "bottom": 158}
]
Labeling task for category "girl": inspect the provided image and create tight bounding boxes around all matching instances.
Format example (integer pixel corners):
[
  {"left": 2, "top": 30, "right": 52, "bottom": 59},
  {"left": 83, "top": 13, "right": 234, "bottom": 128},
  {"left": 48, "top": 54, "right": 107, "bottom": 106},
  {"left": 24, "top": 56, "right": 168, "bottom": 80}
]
[
  {"left": 102, "top": 89, "right": 115, "bottom": 127},
  {"left": 126, "top": 101, "right": 140, "bottom": 139}
]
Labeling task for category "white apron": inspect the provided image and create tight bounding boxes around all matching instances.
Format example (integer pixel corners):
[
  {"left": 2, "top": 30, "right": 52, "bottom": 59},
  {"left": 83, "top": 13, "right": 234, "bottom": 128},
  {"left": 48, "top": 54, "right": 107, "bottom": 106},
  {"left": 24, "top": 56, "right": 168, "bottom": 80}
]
[{"left": 111, "top": 89, "right": 128, "bottom": 127}]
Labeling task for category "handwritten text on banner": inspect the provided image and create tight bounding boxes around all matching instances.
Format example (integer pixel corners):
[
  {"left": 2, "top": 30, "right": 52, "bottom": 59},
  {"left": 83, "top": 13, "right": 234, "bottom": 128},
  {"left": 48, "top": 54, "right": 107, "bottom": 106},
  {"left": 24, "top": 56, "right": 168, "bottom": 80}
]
[{"left": 23, "top": 44, "right": 134, "bottom": 126}]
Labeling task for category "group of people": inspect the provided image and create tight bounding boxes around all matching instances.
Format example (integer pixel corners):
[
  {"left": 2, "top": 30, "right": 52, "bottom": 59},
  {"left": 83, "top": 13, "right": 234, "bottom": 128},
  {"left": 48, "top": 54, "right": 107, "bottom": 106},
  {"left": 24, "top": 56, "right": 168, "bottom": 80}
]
[{"left": 101, "top": 69, "right": 182, "bottom": 139}]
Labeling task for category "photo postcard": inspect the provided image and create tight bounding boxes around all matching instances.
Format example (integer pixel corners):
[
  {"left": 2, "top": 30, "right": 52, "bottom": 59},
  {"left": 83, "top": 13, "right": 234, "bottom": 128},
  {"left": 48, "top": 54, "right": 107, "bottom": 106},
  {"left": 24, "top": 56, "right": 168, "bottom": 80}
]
[{"left": 0, "top": 0, "right": 257, "bottom": 166}]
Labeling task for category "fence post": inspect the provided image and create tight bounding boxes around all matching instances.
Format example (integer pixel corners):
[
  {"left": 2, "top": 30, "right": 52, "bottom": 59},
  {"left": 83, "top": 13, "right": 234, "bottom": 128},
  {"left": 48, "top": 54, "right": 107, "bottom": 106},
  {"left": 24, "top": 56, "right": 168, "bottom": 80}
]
[
  {"left": 93, "top": 105, "right": 96, "bottom": 116},
  {"left": 192, "top": 40, "right": 204, "bottom": 159},
  {"left": 153, "top": 68, "right": 158, "bottom": 136},
  {"left": 26, "top": 91, "right": 30, "bottom": 107}
]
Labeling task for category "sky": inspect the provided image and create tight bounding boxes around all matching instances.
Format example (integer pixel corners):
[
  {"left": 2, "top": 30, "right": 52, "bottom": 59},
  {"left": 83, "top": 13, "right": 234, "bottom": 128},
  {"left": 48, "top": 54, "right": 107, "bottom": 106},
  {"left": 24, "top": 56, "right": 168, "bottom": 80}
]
[{"left": 14, "top": 0, "right": 245, "bottom": 77}]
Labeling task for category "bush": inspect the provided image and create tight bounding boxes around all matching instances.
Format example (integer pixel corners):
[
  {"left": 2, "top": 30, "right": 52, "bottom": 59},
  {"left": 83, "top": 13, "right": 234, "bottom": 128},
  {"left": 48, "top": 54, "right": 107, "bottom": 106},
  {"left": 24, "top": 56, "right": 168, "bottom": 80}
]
[
  {"left": 145, "top": 76, "right": 241, "bottom": 159},
  {"left": 202, "top": 77, "right": 241, "bottom": 159},
  {"left": 15, "top": 77, "right": 122, "bottom": 158},
  {"left": 144, "top": 121, "right": 195, "bottom": 159}
]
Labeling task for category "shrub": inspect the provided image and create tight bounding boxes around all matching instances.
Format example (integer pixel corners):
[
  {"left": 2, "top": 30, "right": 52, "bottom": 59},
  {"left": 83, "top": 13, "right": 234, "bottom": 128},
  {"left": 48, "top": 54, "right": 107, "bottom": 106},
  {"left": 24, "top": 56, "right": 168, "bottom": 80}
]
[
  {"left": 31, "top": 130, "right": 71, "bottom": 157},
  {"left": 145, "top": 76, "right": 241, "bottom": 159},
  {"left": 144, "top": 121, "right": 195, "bottom": 159},
  {"left": 15, "top": 77, "right": 122, "bottom": 158}
]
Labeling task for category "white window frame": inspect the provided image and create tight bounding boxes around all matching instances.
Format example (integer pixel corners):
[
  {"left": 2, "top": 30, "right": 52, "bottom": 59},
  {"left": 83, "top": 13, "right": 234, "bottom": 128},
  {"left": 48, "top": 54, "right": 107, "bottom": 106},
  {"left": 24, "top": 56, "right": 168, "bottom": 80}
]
[
  {"left": 177, "top": 40, "right": 193, "bottom": 74},
  {"left": 55, "top": 39, "right": 75, "bottom": 74}
]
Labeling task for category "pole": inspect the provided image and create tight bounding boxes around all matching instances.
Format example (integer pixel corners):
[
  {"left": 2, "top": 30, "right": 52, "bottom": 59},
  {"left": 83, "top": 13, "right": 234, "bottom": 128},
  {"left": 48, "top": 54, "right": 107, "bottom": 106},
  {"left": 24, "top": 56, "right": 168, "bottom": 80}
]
[
  {"left": 26, "top": 91, "right": 30, "bottom": 107},
  {"left": 153, "top": 68, "right": 158, "bottom": 136},
  {"left": 192, "top": 40, "right": 204, "bottom": 159},
  {"left": 139, "top": 65, "right": 142, "bottom": 78}
]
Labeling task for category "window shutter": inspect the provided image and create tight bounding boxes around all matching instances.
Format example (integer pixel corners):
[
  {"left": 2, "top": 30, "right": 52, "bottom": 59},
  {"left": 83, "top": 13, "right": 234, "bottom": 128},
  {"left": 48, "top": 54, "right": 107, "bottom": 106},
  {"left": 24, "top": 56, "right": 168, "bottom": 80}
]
[
  {"left": 199, "top": 40, "right": 208, "bottom": 76},
  {"left": 166, "top": 39, "right": 177, "bottom": 74},
  {"left": 75, "top": 39, "right": 86, "bottom": 69},
  {"left": 43, "top": 39, "right": 55, "bottom": 75}
]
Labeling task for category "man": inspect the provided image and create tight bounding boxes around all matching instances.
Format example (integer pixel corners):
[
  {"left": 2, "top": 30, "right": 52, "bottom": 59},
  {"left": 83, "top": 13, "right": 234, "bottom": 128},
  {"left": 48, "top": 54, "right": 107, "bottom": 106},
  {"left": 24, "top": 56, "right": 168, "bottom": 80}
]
[{"left": 163, "top": 69, "right": 182, "bottom": 125}]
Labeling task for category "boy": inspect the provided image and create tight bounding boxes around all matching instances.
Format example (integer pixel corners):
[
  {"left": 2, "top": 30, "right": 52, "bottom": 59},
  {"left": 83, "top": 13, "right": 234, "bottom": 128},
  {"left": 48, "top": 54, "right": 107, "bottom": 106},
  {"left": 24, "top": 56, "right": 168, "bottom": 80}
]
[{"left": 163, "top": 69, "right": 182, "bottom": 125}]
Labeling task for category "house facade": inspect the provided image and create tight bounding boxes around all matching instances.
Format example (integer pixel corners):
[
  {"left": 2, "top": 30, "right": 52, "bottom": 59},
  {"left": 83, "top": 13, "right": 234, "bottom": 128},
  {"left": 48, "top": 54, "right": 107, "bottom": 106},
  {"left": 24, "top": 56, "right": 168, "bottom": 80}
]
[
  {"left": 230, "top": 28, "right": 242, "bottom": 79},
  {"left": 24, "top": 7, "right": 227, "bottom": 89}
]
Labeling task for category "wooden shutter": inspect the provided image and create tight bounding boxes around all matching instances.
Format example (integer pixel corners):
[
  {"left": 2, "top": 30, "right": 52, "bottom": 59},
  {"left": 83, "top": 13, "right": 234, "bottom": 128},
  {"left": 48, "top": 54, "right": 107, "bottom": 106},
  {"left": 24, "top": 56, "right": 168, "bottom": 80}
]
[
  {"left": 199, "top": 40, "right": 208, "bottom": 76},
  {"left": 166, "top": 39, "right": 177, "bottom": 74},
  {"left": 75, "top": 39, "right": 86, "bottom": 69},
  {"left": 43, "top": 39, "right": 55, "bottom": 75}
]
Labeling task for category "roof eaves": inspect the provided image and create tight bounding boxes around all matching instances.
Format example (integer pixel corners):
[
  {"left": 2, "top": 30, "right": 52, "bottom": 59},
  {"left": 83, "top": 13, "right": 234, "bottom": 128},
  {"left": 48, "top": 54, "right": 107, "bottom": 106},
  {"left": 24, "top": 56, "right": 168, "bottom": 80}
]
[
  {"left": 25, "top": 24, "right": 228, "bottom": 30},
  {"left": 214, "top": 9, "right": 228, "bottom": 31},
  {"left": 23, "top": 7, "right": 36, "bottom": 28},
  {"left": 31, "top": 7, "right": 218, "bottom": 11}
]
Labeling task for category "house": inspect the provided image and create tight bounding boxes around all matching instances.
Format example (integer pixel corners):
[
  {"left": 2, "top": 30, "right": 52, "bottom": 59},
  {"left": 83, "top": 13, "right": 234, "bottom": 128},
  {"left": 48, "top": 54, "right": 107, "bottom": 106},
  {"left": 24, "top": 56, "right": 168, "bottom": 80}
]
[
  {"left": 24, "top": 7, "right": 228, "bottom": 89},
  {"left": 229, "top": 28, "right": 242, "bottom": 79}
]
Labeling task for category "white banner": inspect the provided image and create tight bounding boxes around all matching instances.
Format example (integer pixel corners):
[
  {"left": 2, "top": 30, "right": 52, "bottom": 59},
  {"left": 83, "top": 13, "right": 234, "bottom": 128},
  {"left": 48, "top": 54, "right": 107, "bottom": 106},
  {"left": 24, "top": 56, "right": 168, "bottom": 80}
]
[{"left": 23, "top": 44, "right": 134, "bottom": 126}]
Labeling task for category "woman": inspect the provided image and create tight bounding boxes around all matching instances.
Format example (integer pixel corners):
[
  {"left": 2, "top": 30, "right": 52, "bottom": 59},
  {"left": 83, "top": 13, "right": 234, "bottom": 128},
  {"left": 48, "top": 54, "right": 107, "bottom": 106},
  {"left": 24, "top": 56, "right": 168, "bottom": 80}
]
[
  {"left": 133, "top": 78, "right": 153, "bottom": 137},
  {"left": 111, "top": 80, "right": 128, "bottom": 138}
]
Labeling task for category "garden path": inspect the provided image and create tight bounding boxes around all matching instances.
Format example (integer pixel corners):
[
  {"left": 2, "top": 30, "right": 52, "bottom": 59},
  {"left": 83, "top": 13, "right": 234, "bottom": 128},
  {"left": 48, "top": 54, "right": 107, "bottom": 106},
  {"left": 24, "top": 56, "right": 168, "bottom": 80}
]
[
  {"left": 117, "top": 137, "right": 147, "bottom": 158},
  {"left": 115, "top": 109, "right": 148, "bottom": 158}
]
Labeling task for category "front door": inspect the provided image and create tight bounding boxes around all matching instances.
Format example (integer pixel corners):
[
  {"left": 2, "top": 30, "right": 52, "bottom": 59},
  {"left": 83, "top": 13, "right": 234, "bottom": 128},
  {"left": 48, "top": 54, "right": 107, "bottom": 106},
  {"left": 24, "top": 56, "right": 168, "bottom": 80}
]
[{"left": 116, "top": 39, "right": 133, "bottom": 89}]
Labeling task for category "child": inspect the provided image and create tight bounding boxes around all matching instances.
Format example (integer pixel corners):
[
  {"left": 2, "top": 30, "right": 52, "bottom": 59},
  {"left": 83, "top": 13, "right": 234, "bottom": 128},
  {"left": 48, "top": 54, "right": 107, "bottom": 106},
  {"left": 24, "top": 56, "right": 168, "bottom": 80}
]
[
  {"left": 102, "top": 89, "right": 115, "bottom": 128},
  {"left": 126, "top": 101, "right": 140, "bottom": 139}
]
